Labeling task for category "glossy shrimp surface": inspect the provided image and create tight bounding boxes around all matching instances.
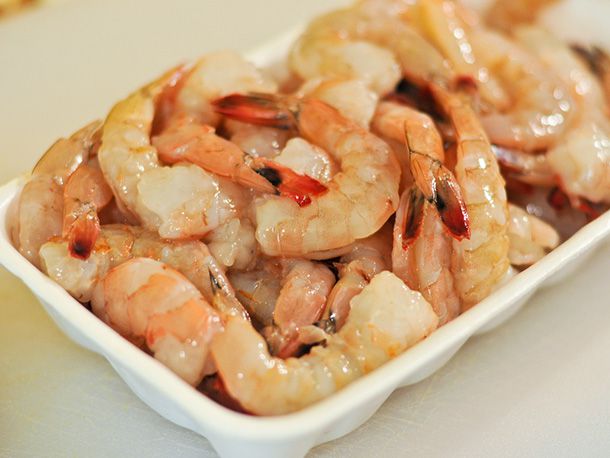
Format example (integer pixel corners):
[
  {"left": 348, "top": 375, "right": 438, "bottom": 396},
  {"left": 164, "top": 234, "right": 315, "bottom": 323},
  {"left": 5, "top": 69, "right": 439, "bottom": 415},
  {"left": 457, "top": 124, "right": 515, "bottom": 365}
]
[
  {"left": 214, "top": 94, "right": 401, "bottom": 256},
  {"left": 212, "top": 271, "right": 438, "bottom": 415},
  {"left": 92, "top": 258, "right": 223, "bottom": 386},
  {"left": 431, "top": 84, "right": 510, "bottom": 309}
]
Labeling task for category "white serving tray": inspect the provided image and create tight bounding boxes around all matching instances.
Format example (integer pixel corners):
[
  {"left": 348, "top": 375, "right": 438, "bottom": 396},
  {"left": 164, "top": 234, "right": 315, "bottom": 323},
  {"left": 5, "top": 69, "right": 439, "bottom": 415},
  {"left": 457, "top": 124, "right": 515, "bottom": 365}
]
[{"left": 2, "top": 29, "right": 610, "bottom": 458}]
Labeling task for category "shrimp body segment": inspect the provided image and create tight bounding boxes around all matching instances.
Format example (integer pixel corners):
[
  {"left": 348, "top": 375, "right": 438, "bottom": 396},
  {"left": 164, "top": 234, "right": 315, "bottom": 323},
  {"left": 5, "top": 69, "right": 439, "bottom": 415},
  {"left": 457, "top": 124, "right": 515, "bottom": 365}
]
[
  {"left": 214, "top": 94, "right": 401, "bottom": 256},
  {"left": 212, "top": 271, "right": 438, "bottom": 415},
  {"left": 92, "top": 258, "right": 223, "bottom": 386},
  {"left": 430, "top": 85, "right": 510, "bottom": 309}
]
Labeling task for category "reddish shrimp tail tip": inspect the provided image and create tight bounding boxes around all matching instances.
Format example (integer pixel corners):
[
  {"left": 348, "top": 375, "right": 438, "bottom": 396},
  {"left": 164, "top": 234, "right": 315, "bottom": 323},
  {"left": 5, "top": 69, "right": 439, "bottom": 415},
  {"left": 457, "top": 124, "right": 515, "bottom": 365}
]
[
  {"left": 212, "top": 93, "right": 297, "bottom": 129},
  {"left": 67, "top": 211, "right": 100, "bottom": 260},
  {"left": 255, "top": 159, "right": 327, "bottom": 207},
  {"left": 433, "top": 168, "right": 471, "bottom": 240}
]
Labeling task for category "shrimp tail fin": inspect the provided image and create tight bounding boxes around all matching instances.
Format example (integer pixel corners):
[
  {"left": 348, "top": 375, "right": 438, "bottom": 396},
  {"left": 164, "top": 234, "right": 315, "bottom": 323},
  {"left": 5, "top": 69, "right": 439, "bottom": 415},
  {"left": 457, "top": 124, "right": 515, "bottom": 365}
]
[
  {"left": 402, "top": 187, "right": 427, "bottom": 247},
  {"left": 432, "top": 164, "right": 471, "bottom": 240},
  {"left": 212, "top": 93, "right": 298, "bottom": 130},
  {"left": 254, "top": 158, "right": 328, "bottom": 207},
  {"left": 66, "top": 204, "right": 100, "bottom": 260}
]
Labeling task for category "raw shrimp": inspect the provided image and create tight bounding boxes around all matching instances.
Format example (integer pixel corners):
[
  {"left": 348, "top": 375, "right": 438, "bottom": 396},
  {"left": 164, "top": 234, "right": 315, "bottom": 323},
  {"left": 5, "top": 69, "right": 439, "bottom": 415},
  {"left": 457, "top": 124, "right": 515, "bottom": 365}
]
[
  {"left": 212, "top": 271, "right": 439, "bottom": 415},
  {"left": 39, "top": 224, "right": 247, "bottom": 319},
  {"left": 375, "top": 101, "right": 462, "bottom": 323},
  {"left": 507, "top": 203, "right": 560, "bottom": 267},
  {"left": 515, "top": 27, "right": 610, "bottom": 204},
  {"left": 213, "top": 93, "right": 401, "bottom": 256},
  {"left": 97, "top": 67, "right": 239, "bottom": 239},
  {"left": 324, "top": 227, "right": 391, "bottom": 331},
  {"left": 263, "top": 259, "right": 335, "bottom": 358},
  {"left": 62, "top": 164, "right": 113, "bottom": 260},
  {"left": 430, "top": 84, "right": 510, "bottom": 309},
  {"left": 13, "top": 121, "right": 101, "bottom": 267},
  {"left": 469, "top": 28, "right": 573, "bottom": 152},
  {"left": 91, "top": 258, "right": 223, "bottom": 386},
  {"left": 289, "top": 4, "right": 450, "bottom": 94}
]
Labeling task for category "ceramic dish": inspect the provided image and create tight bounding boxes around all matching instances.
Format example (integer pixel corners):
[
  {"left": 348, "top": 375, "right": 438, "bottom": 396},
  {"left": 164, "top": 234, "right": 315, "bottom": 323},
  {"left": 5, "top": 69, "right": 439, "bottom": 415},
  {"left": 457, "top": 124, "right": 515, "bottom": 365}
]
[{"left": 1, "top": 29, "right": 610, "bottom": 458}]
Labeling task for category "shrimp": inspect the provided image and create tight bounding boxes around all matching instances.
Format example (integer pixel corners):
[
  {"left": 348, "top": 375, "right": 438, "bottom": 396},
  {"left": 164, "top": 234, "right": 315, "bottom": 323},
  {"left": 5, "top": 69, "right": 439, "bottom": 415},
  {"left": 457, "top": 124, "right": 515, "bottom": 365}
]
[
  {"left": 213, "top": 93, "right": 401, "bottom": 257},
  {"left": 430, "top": 84, "right": 510, "bottom": 309},
  {"left": 373, "top": 101, "right": 463, "bottom": 323},
  {"left": 469, "top": 28, "right": 574, "bottom": 152},
  {"left": 211, "top": 271, "right": 439, "bottom": 415},
  {"left": 262, "top": 260, "right": 335, "bottom": 358},
  {"left": 223, "top": 119, "right": 290, "bottom": 159},
  {"left": 91, "top": 258, "right": 223, "bottom": 386},
  {"left": 507, "top": 203, "right": 560, "bottom": 267},
  {"left": 13, "top": 121, "right": 101, "bottom": 268},
  {"left": 62, "top": 164, "right": 113, "bottom": 260},
  {"left": 289, "top": 4, "right": 451, "bottom": 95},
  {"left": 324, "top": 227, "right": 391, "bottom": 331},
  {"left": 515, "top": 27, "right": 610, "bottom": 204},
  {"left": 97, "top": 67, "right": 239, "bottom": 239},
  {"left": 39, "top": 224, "right": 247, "bottom": 319}
]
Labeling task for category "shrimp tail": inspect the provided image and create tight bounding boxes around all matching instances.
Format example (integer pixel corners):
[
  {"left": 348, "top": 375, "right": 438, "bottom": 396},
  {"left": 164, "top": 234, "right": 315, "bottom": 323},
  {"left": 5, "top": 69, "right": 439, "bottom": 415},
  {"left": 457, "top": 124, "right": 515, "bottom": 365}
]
[
  {"left": 400, "top": 187, "right": 427, "bottom": 247},
  {"left": 65, "top": 204, "right": 100, "bottom": 260},
  {"left": 405, "top": 128, "right": 470, "bottom": 240},
  {"left": 253, "top": 158, "right": 328, "bottom": 207},
  {"left": 212, "top": 93, "right": 298, "bottom": 129}
]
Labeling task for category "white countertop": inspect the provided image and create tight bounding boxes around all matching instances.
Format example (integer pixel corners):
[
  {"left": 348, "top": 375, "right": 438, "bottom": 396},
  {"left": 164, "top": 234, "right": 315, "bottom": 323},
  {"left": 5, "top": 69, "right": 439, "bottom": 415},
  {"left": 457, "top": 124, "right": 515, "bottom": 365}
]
[{"left": 2, "top": 1, "right": 610, "bottom": 457}]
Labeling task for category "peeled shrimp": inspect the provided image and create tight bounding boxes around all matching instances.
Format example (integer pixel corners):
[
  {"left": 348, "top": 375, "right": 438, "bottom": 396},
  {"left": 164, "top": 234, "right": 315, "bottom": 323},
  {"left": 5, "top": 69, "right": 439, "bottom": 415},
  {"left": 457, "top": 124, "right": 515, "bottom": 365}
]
[
  {"left": 516, "top": 27, "right": 610, "bottom": 204},
  {"left": 97, "top": 67, "right": 240, "bottom": 239},
  {"left": 289, "top": 4, "right": 451, "bottom": 94},
  {"left": 507, "top": 203, "right": 560, "bottom": 267},
  {"left": 263, "top": 259, "right": 335, "bottom": 358},
  {"left": 13, "top": 121, "right": 101, "bottom": 267},
  {"left": 39, "top": 224, "right": 247, "bottom": 319},
  {"left": 213, "top": 93, "right": 400, "bottom": 257},
  {"left": 430, "top": 84, "right": 510, "bottom": 309},
  {"left": 469, "top": 28, "right": 573, "bottom": 152},
  {"left": 92, "top": 258, "right": 223, "bottom": 386},
  {"left": 324, "top": 228, "right": 391, "bottom": 331},
  {"left": 212, "top": 271, "right": 438, "bottom": 415}
]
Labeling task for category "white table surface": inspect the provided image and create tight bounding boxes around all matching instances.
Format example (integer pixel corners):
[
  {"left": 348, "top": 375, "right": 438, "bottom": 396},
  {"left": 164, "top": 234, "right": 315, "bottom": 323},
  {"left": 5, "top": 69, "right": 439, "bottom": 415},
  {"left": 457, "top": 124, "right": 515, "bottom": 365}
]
[{"left": 2, "top": 1, "right": 610, "bottom": 457}]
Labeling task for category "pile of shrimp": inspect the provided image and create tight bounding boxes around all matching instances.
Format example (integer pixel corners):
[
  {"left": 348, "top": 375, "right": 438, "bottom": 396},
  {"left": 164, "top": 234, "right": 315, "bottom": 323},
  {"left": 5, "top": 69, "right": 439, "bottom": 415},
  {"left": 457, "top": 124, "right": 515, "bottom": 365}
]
[{"left": 9, "top": 0, "right": 610, "bottom": 415}]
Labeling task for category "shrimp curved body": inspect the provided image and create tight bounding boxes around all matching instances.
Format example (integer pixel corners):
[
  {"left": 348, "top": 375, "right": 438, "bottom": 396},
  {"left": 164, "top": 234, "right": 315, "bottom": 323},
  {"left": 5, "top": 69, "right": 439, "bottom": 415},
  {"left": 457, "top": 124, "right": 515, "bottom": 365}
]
[
  {"left": 214, "top": 94, "right": 401, "bottom": 257},
  {"left": 470, "top": 28, "right": 573, "bottom": 153},
  {"left": 92, "top": 258, "right": 223, "bottom": 386},
  {"left": 13, "top": 121, "right": 101, "bottom": 267},
  {"left": 516, "top": 27, "right": 610, "bottom": 204},
  {"left": 289, "top": 5, "right": 451, "bottom": 94},
  {"left": 97, "top": 68, "right": 239, "bottom": 239},
  {"left": 431, "top": 85, "right": 510, "bottom": 309},
  {"left": 39, "top": 224, "right": 246, "bottom": 319},
  {"left": 212, "top": 271, "right": 438, "bottom": 415}
]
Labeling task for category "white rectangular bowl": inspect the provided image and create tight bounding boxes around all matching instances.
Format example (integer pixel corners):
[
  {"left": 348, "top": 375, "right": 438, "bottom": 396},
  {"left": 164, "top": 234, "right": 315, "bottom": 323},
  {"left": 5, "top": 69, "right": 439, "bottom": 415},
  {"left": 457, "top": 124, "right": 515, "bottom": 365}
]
[{"left": 2, "top": 29, "right": 610, "bottom": 458}]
